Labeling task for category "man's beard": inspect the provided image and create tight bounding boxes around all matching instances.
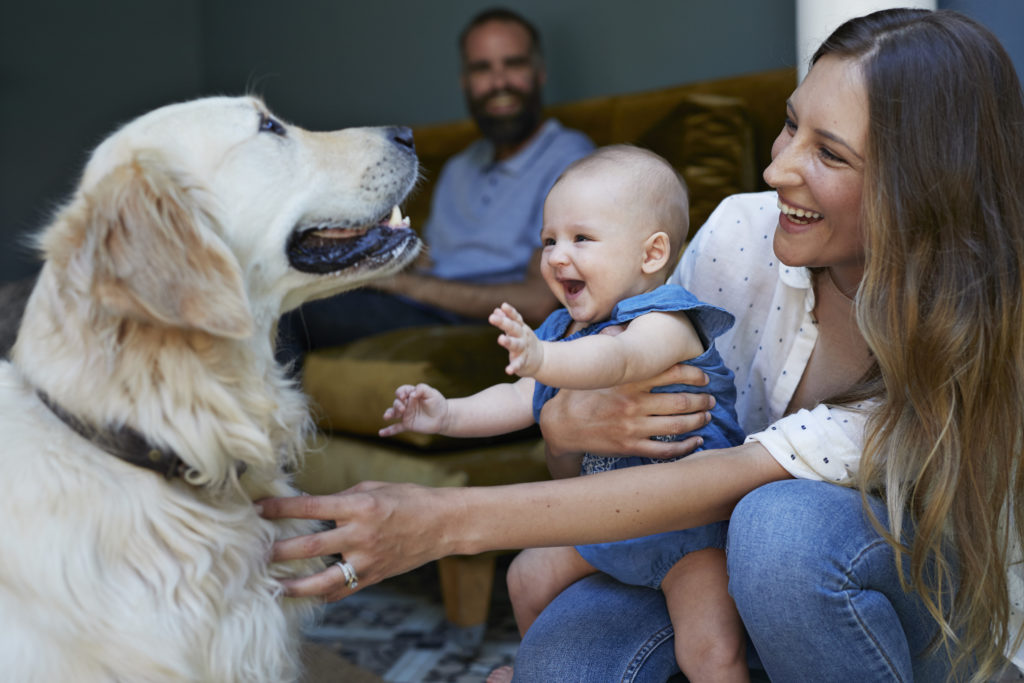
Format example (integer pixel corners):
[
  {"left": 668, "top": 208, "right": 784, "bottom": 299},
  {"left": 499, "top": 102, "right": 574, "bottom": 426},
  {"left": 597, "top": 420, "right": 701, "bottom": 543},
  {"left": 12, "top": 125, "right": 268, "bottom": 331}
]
[{"left": 466, "top": 83, "right": 543, "bottom": 149}]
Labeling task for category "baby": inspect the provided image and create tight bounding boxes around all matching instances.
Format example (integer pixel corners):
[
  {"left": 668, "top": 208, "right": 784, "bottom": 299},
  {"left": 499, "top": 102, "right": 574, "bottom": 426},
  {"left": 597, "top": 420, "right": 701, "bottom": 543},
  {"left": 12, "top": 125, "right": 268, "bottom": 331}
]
[{"left": 381, "top": 145, "right": 748, "bottom": 682}]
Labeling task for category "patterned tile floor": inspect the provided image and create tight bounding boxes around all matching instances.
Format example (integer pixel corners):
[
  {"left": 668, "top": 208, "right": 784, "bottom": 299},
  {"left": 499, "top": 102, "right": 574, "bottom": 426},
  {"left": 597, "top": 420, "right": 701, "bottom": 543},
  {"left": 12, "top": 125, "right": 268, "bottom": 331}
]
[{"left": 303, "top": 555, "right": 520, "bottom": 682}]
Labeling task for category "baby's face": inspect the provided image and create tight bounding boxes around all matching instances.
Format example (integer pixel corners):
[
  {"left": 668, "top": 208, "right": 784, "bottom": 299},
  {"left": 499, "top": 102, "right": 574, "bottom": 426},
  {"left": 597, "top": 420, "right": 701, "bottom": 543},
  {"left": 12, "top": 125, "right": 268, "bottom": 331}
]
[{"left": 540, "top": 170, "right": 653, "bottom": 324}]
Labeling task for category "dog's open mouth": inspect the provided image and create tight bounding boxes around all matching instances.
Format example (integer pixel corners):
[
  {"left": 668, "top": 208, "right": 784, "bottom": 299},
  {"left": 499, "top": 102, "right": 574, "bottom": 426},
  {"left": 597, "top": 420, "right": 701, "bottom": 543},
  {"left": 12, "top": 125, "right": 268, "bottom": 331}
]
[{"left": 287, "top": 206, "right": 421, "bottom": 274}]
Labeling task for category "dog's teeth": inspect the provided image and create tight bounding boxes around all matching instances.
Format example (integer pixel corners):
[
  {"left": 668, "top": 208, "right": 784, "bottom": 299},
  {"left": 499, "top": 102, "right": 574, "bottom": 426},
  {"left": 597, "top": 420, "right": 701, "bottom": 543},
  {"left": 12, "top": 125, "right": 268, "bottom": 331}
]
[{"left": 386, "top": 205, "right": 411, "bottom": 229}]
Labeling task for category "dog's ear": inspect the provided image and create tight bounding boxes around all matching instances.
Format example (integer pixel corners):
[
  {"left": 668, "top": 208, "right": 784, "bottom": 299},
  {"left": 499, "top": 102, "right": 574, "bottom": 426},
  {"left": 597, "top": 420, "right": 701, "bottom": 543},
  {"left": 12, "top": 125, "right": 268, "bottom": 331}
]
[{"left": 81, "top": 152, "right": 253, "bottom": 339}]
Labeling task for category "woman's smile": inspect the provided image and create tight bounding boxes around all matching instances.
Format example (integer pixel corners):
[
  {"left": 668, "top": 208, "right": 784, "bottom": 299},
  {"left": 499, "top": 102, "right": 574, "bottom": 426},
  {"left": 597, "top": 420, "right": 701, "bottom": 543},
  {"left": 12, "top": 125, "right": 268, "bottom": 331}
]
[{"left": 776, "top": 197, "right": 824, "bottom": 228}]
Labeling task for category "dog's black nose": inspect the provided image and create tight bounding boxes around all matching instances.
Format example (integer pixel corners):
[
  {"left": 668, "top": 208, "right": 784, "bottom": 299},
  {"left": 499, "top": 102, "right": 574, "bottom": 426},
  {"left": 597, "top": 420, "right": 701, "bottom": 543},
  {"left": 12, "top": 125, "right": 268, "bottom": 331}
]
[{"left": 389, "top": 126, "right": 415, "bottom": 152}]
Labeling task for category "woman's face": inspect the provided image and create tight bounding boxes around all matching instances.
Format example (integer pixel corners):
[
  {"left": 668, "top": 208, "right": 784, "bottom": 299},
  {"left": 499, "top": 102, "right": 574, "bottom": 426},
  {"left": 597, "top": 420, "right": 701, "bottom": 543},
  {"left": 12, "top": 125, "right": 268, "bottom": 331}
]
[{"left": 763, "top": 54, "right": 869, "bottom": 296}]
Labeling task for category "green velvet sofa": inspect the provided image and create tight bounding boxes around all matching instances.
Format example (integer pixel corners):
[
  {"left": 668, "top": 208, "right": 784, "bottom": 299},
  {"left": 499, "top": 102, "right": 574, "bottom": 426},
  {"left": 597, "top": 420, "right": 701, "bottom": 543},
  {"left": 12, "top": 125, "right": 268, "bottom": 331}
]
[{"left": 293, "top": 67, "right": 797, "bottom": 643}]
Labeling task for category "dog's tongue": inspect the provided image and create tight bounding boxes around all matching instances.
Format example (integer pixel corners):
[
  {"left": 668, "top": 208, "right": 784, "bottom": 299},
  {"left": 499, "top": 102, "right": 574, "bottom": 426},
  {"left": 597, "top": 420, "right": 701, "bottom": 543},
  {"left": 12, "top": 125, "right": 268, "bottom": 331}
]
[
  {"left": 313, "top": 206, "right": 410, "bottom": 239},
  {"left": 314, "top": 228, "right": 353, "bottom": 238}
]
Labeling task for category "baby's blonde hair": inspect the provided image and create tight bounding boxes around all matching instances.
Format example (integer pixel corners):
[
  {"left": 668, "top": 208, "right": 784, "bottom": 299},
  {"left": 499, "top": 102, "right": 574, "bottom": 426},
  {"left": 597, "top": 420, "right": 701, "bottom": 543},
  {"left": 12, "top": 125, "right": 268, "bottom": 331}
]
[{"left": 555, "top": 144, "right": 690, "bottom": 262}]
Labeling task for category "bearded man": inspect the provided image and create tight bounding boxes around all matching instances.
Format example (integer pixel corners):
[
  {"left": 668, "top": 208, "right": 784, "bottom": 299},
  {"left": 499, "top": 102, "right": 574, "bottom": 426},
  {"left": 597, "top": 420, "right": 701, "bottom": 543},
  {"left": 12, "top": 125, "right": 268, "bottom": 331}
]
[{"left": 277, "top": 8, "right": 594, "bottom": 372}]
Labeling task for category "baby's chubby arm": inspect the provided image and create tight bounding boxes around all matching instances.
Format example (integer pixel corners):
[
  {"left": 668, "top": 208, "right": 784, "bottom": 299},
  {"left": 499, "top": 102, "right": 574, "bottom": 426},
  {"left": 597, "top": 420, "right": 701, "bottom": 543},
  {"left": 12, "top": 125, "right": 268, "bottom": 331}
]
[
  {"left": 490, "top": 302, "right": 705, "bottom": 390},
  {"left": 380, "top": 379, "right": 537, "bottom": 439}
]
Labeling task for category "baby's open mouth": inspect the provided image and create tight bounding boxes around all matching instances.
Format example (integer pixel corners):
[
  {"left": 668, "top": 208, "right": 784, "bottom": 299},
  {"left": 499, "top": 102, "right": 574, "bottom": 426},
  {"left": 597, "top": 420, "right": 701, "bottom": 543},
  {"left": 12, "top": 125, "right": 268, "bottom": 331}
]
[{"left": 563, "top": 280, "right": 585, "bottom": 296}]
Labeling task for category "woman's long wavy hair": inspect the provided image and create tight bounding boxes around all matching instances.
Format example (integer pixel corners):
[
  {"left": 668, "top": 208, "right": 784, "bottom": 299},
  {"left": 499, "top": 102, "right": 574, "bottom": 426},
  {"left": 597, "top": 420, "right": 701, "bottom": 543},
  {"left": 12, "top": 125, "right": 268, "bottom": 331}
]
[{"left": 814, "top": 9, "right": 1024, "bottom": 680}]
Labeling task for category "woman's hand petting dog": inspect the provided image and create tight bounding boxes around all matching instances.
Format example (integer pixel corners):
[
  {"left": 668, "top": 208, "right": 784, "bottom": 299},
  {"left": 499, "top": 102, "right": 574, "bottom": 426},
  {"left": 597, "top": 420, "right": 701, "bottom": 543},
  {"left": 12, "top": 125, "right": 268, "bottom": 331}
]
[{"left": 260, "top": 482, "right": 461, "bottom": 602}]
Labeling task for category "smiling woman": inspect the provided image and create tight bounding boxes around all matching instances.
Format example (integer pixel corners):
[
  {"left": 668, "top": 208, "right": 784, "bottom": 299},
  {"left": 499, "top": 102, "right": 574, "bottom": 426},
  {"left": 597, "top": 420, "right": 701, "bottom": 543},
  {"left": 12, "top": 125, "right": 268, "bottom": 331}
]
[{"left": 766, "top": 55, "right": 868, "bottom": 298}]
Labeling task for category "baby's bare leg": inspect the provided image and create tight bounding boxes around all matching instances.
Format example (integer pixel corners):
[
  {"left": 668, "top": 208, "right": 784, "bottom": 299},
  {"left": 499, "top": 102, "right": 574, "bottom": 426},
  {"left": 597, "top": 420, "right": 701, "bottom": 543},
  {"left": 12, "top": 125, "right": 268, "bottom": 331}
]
[
  {"left": 507, "top": 546, "right": 597, "bottom": 637},
  {"left": 661, "top": 548, "right": 748, "bottom": 682}
]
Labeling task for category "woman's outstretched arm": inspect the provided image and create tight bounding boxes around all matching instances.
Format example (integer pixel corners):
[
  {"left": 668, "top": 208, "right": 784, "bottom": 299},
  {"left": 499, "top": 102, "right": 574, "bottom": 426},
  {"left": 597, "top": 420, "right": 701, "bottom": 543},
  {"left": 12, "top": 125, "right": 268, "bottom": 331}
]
[{"left": 260, "top": 441, "right": 790, "bottom": 601}]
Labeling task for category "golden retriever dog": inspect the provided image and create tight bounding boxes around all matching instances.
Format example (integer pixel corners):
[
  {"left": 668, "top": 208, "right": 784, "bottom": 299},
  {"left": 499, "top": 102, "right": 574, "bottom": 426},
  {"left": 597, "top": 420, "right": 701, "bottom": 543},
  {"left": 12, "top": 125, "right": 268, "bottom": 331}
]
[{"left": 0, "top": 96, "right": 420, "bottom": 682}]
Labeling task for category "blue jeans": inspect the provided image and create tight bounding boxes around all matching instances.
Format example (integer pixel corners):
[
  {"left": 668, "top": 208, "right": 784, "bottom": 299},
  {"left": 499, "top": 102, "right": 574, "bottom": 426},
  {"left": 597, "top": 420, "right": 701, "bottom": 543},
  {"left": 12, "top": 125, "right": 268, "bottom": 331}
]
[{"left": 513, "top": 480, "right": 955, "bottom": 682}]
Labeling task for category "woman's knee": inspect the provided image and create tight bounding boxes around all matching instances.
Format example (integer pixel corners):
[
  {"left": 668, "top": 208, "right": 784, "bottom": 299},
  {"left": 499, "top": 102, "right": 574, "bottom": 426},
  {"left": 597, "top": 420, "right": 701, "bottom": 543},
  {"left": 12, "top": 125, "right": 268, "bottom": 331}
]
[
  {"left": 726, "top": 481, "right": 949, "bottom": 679},
  {"left": 727, "top": 480, "right": 868, "bottom": 604}
]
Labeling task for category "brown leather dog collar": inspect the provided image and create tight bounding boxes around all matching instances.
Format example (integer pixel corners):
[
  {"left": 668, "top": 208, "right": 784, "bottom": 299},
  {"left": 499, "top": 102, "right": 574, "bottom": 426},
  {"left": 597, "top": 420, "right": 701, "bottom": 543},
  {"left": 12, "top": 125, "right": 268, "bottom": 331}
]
[{"left": 36, "top": 390, "right": 189, "bottom": 480}]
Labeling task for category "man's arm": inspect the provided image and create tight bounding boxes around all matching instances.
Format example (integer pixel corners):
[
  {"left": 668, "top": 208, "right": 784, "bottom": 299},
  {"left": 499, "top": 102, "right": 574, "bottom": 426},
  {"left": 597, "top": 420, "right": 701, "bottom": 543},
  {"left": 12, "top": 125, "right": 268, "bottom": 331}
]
[{"left": 374, "top": 249, "right": 558, "bottom": 326}]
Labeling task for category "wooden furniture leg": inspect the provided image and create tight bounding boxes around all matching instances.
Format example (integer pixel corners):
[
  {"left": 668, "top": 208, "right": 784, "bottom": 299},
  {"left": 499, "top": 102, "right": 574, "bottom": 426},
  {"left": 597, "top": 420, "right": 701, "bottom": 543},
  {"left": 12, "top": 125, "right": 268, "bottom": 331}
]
[
  {"left": 438, "top": 552, "right": 497, "bottom": 628},
  {"left": 438, "top": 552, "right": 501, "bottom": 655}
]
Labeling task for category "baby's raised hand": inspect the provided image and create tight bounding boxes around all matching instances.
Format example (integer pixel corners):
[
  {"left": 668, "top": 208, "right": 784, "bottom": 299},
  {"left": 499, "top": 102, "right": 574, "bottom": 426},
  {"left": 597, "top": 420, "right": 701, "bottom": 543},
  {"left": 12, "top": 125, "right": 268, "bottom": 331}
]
[
  {"left": 489, "top": 302, "right": 544, "bottom": 377},
  {"left": 379, "top": 383, "right": 449, "bottom": 436}
]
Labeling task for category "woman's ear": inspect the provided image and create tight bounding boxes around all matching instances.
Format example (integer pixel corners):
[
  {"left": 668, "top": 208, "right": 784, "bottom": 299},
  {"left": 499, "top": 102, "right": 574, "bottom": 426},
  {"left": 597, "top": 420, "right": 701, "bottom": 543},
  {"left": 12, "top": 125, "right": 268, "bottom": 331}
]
[{"left": 640, "top": 231, "right": 672, "bottom": 275}]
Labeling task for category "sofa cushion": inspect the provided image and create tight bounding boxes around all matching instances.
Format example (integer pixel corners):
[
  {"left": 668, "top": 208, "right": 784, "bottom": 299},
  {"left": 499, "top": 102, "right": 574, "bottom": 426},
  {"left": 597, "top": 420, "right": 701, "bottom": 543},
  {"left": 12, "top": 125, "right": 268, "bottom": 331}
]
[
  {"left": 406, "top": 86, "right": 766, "bottom": 236},
  {"left": 631, "top": 93, "right": 756, "bottom": 237},
  {"left": 295, "top": 434, "right": 550, "bottom": 495},
  {"left": 303, "top": 324, "right": 537, "bottom": 451}
]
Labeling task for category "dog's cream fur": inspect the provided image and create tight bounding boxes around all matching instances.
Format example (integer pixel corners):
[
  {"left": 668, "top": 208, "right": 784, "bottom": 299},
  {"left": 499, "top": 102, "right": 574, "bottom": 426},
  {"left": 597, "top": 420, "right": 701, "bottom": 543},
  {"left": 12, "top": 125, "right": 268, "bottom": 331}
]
[{"left": 0, "top": 96, "right": 419, "bottom": 682}]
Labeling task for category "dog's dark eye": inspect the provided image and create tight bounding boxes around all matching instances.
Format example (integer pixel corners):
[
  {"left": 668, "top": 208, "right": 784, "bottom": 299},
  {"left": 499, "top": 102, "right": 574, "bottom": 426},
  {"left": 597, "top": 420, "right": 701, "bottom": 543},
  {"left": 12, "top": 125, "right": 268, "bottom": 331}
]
[{"left": 259, "top": 113, "right": 286, "bottom": 137}]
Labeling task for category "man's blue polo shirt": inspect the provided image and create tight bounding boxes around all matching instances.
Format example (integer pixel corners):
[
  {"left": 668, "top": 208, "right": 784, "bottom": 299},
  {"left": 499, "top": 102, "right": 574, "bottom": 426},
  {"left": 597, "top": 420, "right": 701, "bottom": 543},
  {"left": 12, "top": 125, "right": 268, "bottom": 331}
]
[{"left": 422, "top": 118, "right": 594, "bottom": 284}]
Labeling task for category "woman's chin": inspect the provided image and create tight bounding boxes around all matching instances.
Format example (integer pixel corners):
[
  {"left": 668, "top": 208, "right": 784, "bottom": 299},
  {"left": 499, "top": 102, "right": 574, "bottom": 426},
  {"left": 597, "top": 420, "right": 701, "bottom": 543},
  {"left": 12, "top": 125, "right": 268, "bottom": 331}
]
[{"left": 772, "top": 224, "right": 827, "bottom": 269}]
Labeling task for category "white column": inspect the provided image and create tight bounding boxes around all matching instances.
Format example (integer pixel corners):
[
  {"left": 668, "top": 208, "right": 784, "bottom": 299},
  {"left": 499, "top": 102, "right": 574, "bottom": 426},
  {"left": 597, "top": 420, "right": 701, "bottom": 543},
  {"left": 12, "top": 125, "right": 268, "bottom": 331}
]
[{"left": 796, "top": 0, "right": 937, "bottom": 81}]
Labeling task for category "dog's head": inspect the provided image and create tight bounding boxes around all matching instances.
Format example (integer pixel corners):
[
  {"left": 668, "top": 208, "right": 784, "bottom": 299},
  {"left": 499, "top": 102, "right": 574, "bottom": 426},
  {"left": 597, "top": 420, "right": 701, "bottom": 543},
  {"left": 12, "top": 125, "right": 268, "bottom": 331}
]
[{"left": 43, "top": 96, "right": 420, "bottom": 340}]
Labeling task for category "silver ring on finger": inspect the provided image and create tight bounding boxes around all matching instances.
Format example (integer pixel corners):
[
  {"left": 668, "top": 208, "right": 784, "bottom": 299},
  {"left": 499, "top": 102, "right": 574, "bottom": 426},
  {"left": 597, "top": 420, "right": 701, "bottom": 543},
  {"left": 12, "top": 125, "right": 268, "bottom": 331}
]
[{"left": 335, "top": 559, "right": 359, "bottom": 589}]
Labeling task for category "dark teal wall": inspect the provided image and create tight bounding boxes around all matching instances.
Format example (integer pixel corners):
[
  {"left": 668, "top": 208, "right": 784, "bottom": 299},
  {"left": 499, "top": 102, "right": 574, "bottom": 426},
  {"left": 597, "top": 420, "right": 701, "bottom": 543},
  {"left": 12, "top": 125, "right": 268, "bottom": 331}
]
[
  {"left": 1, "top": 1, "right": 204, "bottom": 281},
  {"left": 198, "top": 0, "right": 796, "bottom": 130},
  {"left": 944, "top": 0, "right": 1023, "bottom": 81}
]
